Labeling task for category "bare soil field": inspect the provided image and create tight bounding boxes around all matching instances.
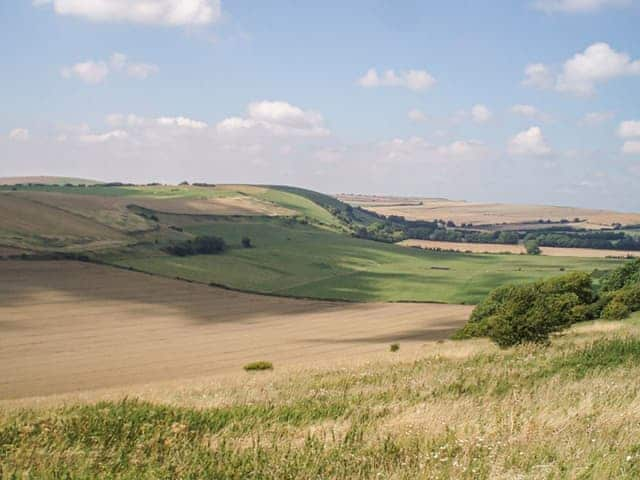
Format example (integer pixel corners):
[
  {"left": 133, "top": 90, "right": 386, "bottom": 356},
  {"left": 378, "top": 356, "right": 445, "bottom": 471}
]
[
  {"left": 340, "top": 195, "right": 640, "bottom": 229},
  {"left": 400, "top": 239, "right": 639, "bottom": 258},
  {"left": 0, "top": 261, "right": 471, "bottom": 399}
]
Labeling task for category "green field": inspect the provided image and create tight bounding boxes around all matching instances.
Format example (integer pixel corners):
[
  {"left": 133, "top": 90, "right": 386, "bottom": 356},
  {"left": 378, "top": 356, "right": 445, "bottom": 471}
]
[{"left": 108, "top": 218, "right": 625, "bottom": 304}]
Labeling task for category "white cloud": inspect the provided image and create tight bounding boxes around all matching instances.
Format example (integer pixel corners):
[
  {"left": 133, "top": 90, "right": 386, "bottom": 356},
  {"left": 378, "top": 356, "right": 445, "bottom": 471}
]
[
  {"left": 34, "top": 0, "right": 221, "bottom": 26},
  {"left": 525, "top": 43, "right": 640, "bottom": 96},
  {"left": 8, "top": 128, "right": 30, "bottom": 142},
  {"left": 471, "top": 104, "right": 492, "bottom": 123},
  {"left": 522, "top": 63, "right": 554, "bottom": 89},
  {"left": 508, "top": 126, "right": 552, "bottom": 156},
  {"left": 618, "top": 120, "right": 640, "bottom": 138},
  {"left": 106, "top": 113, "right": 207, "bottom": 130},
  {"left": 157, "top": 116, "right": 207, "bottom": 129},
  {"left": 511, "top": 104, "right": 552, "bottom": 122},
  {"left": 532, "top": 0, "right": 631, "bottom": 13},
  {"left": 78, "top": 130, "right": 128, "bottom": 144},
  {"left": 378, "top": 136, "right": 488, "bottom": 163},
  {"left": 357, "top": 68, "right": 436, "bottom": 91},
  {"left": 622, "top": 141, "right": 640, "bottom": 155},
  {"left": 61, "top": 60, "right": 109, "bottom": 84},
  {"left": 110, "top": 53, "right": 159, "bottom": 79},
  {"left": 407, "top": 109, "right": 427, "bottom": 123},
  {"left": 62, "top": 53, "right": 158, "bottom": 84},
  {"left": 579, "top": 111, "right": 614, "bottom": 126},
  {"left": 557, "top": 43, "right": 640, "bottom": 95},
  {"left": 217, "top": 101, "right": 329, "bottom": 137}
]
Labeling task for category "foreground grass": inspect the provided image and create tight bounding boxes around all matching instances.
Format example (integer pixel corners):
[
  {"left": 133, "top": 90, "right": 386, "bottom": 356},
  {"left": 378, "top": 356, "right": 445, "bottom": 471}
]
[
  {"left": 3, "top": 316, "right": 640, "bottom": 478},
  {"left": 109, "top": 218, "right": 624, "bottom": 303}
]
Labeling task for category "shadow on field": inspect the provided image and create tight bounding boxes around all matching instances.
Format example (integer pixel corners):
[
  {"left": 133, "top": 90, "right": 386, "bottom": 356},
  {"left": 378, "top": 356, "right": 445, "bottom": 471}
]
[
  {"left": 304, "top": 326, "right": 460, "bottom": 344},
  {"left": 0, "top": 260, "right": 390, "bottom": 326}
]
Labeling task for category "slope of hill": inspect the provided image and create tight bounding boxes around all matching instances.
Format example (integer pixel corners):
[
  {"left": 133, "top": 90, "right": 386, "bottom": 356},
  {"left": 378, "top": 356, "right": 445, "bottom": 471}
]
[
  {"left": 340, "top": 194, "right": 640, "bottom": 230},
  {"left": 0, "top": 176, "right": 100, "bottom": 185}
]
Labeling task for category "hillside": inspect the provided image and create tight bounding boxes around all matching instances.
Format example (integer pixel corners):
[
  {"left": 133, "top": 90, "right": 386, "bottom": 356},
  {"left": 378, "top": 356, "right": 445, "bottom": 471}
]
[{"left": 0, "top": 180, "right": 628, "bottom": 303}]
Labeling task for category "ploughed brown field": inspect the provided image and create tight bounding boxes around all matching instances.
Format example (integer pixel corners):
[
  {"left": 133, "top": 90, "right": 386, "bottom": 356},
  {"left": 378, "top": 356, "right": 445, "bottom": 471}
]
[
  {"left": 399, "top": 239, "right": 639, "bottom": 258},
  {"left": 0, "top": 261, "right": 472, "bottom": 399},
  {"left": 339, "top": 195, "right": 640, "bottom": 229}
]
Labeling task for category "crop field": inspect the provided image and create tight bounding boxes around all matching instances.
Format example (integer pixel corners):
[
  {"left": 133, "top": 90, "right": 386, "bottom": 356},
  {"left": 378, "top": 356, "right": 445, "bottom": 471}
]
[
  {"left": 400, "top": 239, "right": 640, "bottom": 258},
  {"left": 0, "top": 260, "right": 471, "bottom": 399},
  {"left": 107, "top": 218, "right": 626, "bottom": 304},
  {"left": 340, "top": 195, "right": 640, "bottom": 229}
]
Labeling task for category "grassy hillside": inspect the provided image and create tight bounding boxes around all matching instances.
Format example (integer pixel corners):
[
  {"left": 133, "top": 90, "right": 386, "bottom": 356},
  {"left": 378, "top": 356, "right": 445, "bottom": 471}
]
[
  {"left": 3, "top": 316, "right": 640, "bottom": 478},
  {"left": 107, "top": 217, "right": 623, "bottom": 304}
]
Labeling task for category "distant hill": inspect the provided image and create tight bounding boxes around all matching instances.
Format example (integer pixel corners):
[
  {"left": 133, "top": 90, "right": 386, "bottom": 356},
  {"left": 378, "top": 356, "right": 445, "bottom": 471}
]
[{"left": 0, "top": 176, "right": 101, "bottom": 186}]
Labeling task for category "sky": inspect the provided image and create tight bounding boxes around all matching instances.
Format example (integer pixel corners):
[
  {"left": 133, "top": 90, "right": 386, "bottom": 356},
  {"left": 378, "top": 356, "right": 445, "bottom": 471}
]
[{"left": 1, "top": 0, "right": 640, "bottom": 210}]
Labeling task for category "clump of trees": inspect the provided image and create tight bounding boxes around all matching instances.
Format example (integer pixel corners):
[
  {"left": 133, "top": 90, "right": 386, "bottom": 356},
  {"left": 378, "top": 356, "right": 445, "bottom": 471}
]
[
  {"left": 165, "top": 236, "right": 226, "bottom": 257},
  {"left": 241, "top": 237, "right": 252, "bottom": 248},
  {"left": 456, "top": 259, "right": 640, "bottom": 347},
  {"left": 525, "top": 239, "right": 541, "bottom": 255}
]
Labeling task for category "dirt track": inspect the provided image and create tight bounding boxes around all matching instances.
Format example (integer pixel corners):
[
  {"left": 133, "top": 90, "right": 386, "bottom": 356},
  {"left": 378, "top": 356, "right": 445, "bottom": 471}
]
[
  {"left": 400, "top": 239, "right": 639, "bottom": 258},
  {"left": 0, "top": 261, "right": 472, "bottom": 399}
]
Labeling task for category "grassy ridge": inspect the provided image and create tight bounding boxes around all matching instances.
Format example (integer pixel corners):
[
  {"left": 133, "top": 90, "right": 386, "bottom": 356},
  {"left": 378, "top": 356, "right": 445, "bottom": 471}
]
[
  {"left": 109, "top": 218, "right": 624, "bottom": 304},
  {"left": 3, "top": 316, "right": 640, "bottom": 478}
]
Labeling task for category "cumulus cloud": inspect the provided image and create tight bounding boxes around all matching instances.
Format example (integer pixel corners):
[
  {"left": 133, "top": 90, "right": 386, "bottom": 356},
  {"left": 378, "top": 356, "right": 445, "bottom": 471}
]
[
  {"left": 157, "top": 116, "right": 207, "bottom": 129},
  {"left": 531, "top": 0, "right": 631, "bottom": 13},
  {"left": 8, "top": 128, "right": 30, "bottom": 142},
  {"left": 471, "top": 104, "right": 492, "bottom": 123},
  {"left": 407, "top": 109, "right": 427, "bottom": 123},
  {"left": 61, "top": 53, "right": 158, "bottom": 84},
  {"left": 522, "top": 63, "right": 554, "bottom": 89},
  {"left": 357, "top": 68, "right": 436, "bottom": 91},
  {"left": 557, "top": 43, "right": 640, "bottom": 95},
  {"left": 618, "top": 120, "right": 640, "bottom": 138},
  {"left": 622, "top": 141, "right": 640, "bottom": 155},
  {"left": 34, "top": 0, "right": 221, "bottom": 26},
  {"left": 524, "top": 43, "right": 640, "bottom": 96},
  {"left": 508, "top": 126, "right": 552, "bottom": 156},
  {"left": 61, "top": 60, "right": 109, "bottom": 84},
  {"left": 217, "top": 101, "right": 329, "bottom": 137},
  {"left": 579, "top": 111, "right": 614, "bottom": 126}
]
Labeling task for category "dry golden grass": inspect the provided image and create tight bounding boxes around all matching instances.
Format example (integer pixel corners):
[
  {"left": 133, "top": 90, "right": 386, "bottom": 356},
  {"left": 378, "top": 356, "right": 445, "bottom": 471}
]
[
  {"left": 400, "top": 239, "right": 640, "bottom": 258},
  {"left": 0, "top": 260, "right": 471, "bottom": 399},
  {"left": 3, "top": 317, "right": 640, "bottom": 478},
  {"left": 342, "top": 195, "right": 640, "bottom": 229}
]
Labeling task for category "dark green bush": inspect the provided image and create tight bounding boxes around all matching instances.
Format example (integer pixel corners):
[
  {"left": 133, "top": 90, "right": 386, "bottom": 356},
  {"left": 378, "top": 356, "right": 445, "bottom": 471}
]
[
  {"left": 602, "top": 301, "right": 631, "bottom": 320},
  {"left": 165, "top": 236, "right": 226, "bottom": 257},
  {"left": 390, "top": 343, "right": 400, "bottom": 352},
  {"left": 456, "top": 272, "right": 596, "bottom": 347},
  {"left": 600, "top": 258, "right": 640, "bottom": 292}
]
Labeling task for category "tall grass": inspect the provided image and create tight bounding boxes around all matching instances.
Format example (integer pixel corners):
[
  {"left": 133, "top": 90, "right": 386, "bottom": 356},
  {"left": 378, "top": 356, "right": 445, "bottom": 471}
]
[{"left": 3, "top": 322, "right": 640, "bottom": 478}]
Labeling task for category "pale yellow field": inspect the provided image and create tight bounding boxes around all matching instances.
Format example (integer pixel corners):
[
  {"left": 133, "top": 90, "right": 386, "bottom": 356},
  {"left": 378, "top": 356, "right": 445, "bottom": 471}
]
[
  {"left": 340, "top": 195, "right": 640, "bottom": 229},
  {"left": 400, "top": 239, "right": 639, "bottom": 258},
  {"left": 0, "top": 261, "right": 471, "bottom": 399}
]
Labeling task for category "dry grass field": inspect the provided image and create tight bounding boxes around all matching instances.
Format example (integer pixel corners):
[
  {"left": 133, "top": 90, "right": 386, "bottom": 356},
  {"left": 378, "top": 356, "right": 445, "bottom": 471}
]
[
  {"left": 340, "top": 195, "right": 640, "bottom": 229},
  {"left": 400, "top": 239, "right": 640, "bottom": 258},
  {"left": 0, "top": 261, "right": 471, "bottom": 399}
]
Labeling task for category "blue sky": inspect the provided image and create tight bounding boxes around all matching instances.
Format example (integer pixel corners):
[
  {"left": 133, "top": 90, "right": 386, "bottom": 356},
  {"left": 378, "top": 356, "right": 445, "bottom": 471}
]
[{"left": 1, "top": 0, "right": 639, "bottom": 210}]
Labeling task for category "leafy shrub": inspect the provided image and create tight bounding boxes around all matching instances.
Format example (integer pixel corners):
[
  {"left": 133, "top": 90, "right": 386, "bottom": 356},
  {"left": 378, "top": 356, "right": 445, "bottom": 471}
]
[
  {"left": 525, "top": 239, "right": 541, "bottom": 255},
  {"left": 390, "top": 343, "right": 400, "bottom": 352},
  {"left": 600, "top": 259, "right": 640, "bottom": 292},
  {"left": 243, "top": 361, "right": 273, "bottom": 371},
  {"left": 602, "top": 301, "right": 630, "bottom": 320},
  {"left": 457, "top": 272, "right": 596, "bottom": 347},
  {"left": 241, "top": 236, "right": 252, "bottom": 248}
]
